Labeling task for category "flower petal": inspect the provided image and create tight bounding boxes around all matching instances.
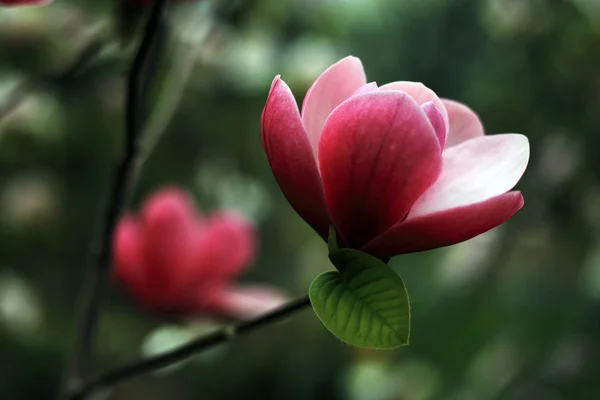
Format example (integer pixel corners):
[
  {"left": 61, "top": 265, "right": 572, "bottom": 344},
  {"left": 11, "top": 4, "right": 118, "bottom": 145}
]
[
  {"left": 0, "top": 0, "right": 52, "bottom": 6},
  {"left": 352, "top": 82, "right": 379, "bottom": 96},
  {"left": 113, "top": 216, "right": 154, "bottom": 305},
  {"left": 409, "top": 134, "right": 529, "bottom": 218},
  {"left": 318, "top": 91, "right": 442, "bottom": 248},
  {"left": 196, "top": 285, "right": 288, "bottom": 319},
  {"left": 140, "top": 189, "right": 198, "bottom": 301},
  {"left": 421, "top": 101, "right": 445, "bottom": 146},
  {"left": 443, "top": 99, "right": 485, "bottom": 148},
  {"left": 301, "top": 56, "right": 367, "bottom": 157},
  {"left": 380, "top": 81, "right": 449, "bottom": 145},
  {"left": 141, "top": 188, "right": 198, "bottom": 223},
  {"left": 363, "top": 191, "right": 524, "bottom": 258},
  {"left": 261, "top": 76, "right": 330, "bottom": 238},
  {"left": 193, "top": 211, "right": 256, "bottom": 283}
]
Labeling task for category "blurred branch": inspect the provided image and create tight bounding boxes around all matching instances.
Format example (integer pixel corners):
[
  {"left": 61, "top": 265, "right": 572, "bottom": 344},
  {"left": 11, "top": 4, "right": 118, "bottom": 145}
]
[
  {"left": 46, "top": 38, "right": 106, "bottom": 83},
  {"left": 132, "top": 0, "right": 258, "bottom": 174},
  {"left": 61, "top": 1, "right": 169, "bottom": 399},
  {"left": 0, "top": 80, "right": 30, "bottom": 121},
  {"left": 75, "top": 295, "right": 312, "bottom": 398},
  {"left": 0, "top": 38, "right": 105, "bottom": 122},
  {"left": 133, "top": 1, "right": 216, "bottom": 176}
]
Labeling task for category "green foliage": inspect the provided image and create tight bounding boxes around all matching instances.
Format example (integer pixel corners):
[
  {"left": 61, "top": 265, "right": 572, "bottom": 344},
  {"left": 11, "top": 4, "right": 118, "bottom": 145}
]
[{"left": 310, "top": 249, "right": 410, "bottom": 349}]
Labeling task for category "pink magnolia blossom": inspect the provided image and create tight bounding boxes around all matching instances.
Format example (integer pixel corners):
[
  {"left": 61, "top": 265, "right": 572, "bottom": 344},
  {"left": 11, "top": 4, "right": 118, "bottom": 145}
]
[
  {"left": 261, "top": 56, "right": 529, "bottom": 260},
  {"left": 0, "top": 0, "right": 52, "bottom": 6},
  {"left": 113, "top": 187, "right": 286, "bottom": 319}
]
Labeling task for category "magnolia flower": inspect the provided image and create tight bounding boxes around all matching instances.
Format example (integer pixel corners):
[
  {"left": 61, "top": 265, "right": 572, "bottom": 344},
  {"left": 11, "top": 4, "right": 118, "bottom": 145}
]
[
  {"left": 261, "top": 56, "right": 529, "bottom": 260},
  {"left": 0, "top": 0, "right": 51, "bottom": 6},
  {"left": 113, "top": 188, "right": 286, "bottom": 319}
]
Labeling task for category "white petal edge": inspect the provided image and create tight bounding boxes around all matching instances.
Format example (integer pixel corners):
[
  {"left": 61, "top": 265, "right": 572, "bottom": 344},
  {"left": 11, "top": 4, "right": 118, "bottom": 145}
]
[{"left": 408, "top": 134, "right": 529, "bottom": 218}]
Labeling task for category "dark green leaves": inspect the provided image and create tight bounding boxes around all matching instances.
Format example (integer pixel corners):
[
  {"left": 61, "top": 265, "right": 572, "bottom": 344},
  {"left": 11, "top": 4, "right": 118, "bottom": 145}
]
[{"left": 309, "top": 247, "right": 410, "bottom": 349}]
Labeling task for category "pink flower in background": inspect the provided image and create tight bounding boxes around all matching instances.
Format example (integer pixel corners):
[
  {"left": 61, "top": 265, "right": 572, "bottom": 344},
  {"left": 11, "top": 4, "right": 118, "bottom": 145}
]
[
  {"left": 261, "top": 56, "right": 529, "bottom": 260},
  {"left": 0, "top": 0, "right": 52, "bottom": 6},
  {"left": 113, "top": 188, "right": 286, "bottom": 319}
]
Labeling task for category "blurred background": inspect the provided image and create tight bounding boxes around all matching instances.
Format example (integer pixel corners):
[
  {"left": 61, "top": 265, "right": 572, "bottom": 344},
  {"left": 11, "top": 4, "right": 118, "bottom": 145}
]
[{"left": 1, "top": 0, "right": 600, "bottom": 399}]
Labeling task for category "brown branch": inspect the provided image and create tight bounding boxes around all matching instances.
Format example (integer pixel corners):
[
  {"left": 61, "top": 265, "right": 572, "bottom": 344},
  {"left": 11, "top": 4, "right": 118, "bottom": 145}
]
[{"left": 73, "top": 295, "right": 312, "bottom": 399}]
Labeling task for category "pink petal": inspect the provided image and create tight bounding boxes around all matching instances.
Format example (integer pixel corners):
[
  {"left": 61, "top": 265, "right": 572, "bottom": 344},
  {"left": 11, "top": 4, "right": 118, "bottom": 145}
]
[
  {"left": 0, "top": 0, "right": 52, "bottom": 6},
  {"left": 140, "top": 188, "right": 198, "bottom": 302},
  {"left": 421, "top": 101, "right": 446, "bottom": 146},
  {"left": 196, "top": 285, "right": 288, "bottom": 319},
  {"left": 318, "top": 91, "right": 442, "bottom": 248},
  {"left": 443, "top": 99, "right": 485, "bottom": 148},
  {"left": 141, "top": 187, "right": 199, "bottom": 223},
  {"left": 352, "top": 82, "right": 379, "bottom": 96},
  {"left": 192, "top": 211, "right": 256, "bottom": 283},
  {"left": 301, "top": 56, "right": 367, "bottom": 157},
  {"left": 112, "top": 216, "right": 155, "bottom": 306},
  {"left": 409, "top": 134, "right": 529, "bottom": 218},
  {"left": 261, "top": 76, "right": 330, "bottom": 239},
  {"left": 380, "top": 81, "right": 449, "bottom": 146},
  {"left": 362, "top": 191, "right": 524, "bottom": 258}
]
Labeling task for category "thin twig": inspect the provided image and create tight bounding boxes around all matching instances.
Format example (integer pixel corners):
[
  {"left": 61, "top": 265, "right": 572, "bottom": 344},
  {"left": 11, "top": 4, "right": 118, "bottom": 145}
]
[
  {"left": 74, "top": 295, "right": 311, "bottom": 398},
  {"left": 0, "top": 80, "right": 31, "bottom": 121},
  {"left": 133, "top": 3, "right": 215, "bottom": 176},
  {"left": 0, "top": 39, "right": 105, "bottom": 123},
  {"left": 61, "top": 1, "right": 169, "bottom": 398},
  {"left": 47, "top": 38, "right": 106, "bottom": 83}
]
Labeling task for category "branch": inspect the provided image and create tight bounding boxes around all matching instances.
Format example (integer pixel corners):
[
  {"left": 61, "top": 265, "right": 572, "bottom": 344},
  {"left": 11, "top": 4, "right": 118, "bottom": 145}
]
[
  {"left": 74, "top": 295, "right": 312, "bottom": 398},
  {"left": 0, "top": 38, "right": 104, "bottom": 122},
  {"left": 0, "top": 80, "right": 30, "bottom": 121},
  {"left": 61, "top": 0, "right": 169, "bottom": 398},
  {"left": 47, "top": 38, "right": 106, "bottom": 83}
]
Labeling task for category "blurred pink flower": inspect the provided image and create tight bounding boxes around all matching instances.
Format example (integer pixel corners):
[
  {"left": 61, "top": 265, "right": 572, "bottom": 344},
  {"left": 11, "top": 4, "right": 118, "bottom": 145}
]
[
  {"left": 113, "top": 187, "right": 286, "bottom": 319},
  {"left": 261, "top": 56, "right": 529, "bottom": 260},
  {"left": 0, "top": 0, "right": 51, "bottom": 6}
]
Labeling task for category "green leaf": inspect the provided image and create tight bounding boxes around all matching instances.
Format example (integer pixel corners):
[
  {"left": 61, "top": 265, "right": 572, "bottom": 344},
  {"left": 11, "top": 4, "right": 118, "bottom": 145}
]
[{"left": 310, "top": 249, "right": 410, "bottom": 349}]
